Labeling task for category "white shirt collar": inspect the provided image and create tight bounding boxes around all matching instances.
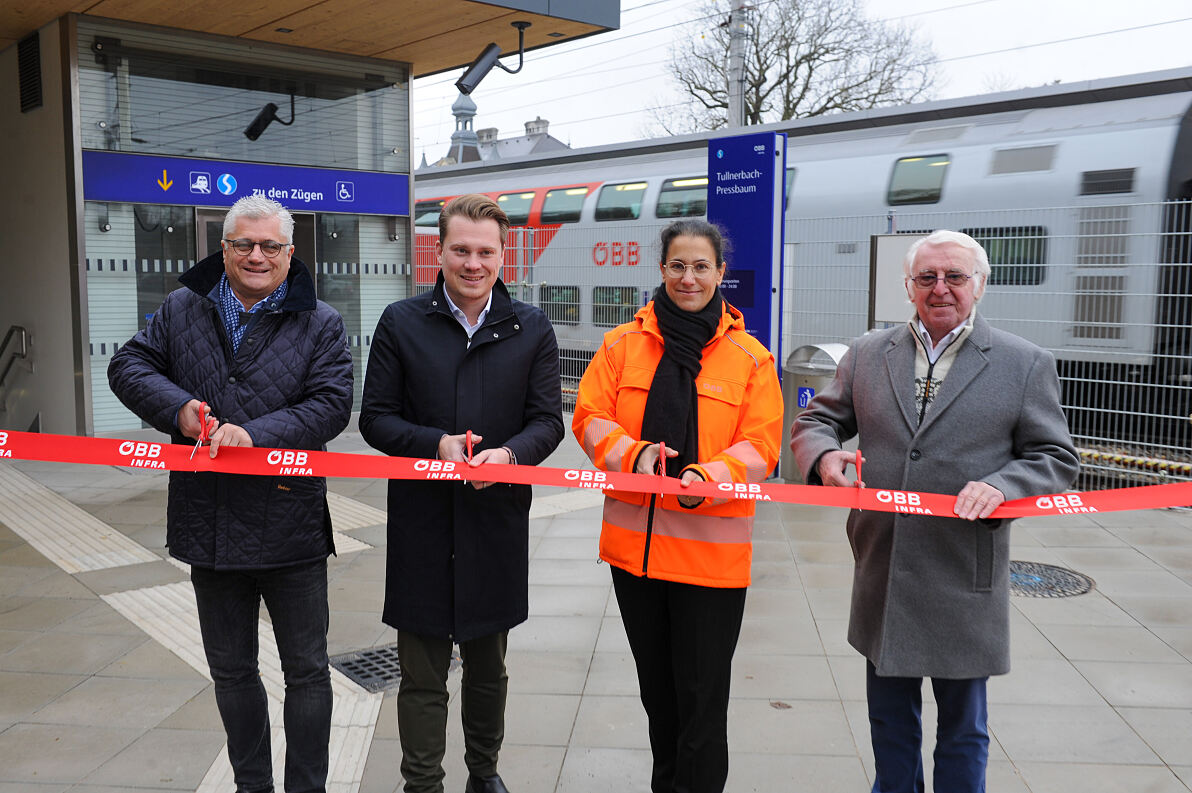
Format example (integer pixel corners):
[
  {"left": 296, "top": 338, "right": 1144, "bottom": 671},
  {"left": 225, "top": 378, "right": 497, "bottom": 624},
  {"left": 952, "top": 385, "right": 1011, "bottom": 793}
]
[
  {"left": 915, "top": 316, "right": 970, "bottom": 364},
  {"left": 443, "top": 288, "right": 493, "bottom": 339}
]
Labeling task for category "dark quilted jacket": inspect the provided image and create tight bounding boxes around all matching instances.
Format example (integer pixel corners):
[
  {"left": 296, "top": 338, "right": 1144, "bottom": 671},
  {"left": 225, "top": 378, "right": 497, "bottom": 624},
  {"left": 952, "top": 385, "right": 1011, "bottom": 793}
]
[{"left": 107, "top": 252, "right": 353, "bottom": 570}]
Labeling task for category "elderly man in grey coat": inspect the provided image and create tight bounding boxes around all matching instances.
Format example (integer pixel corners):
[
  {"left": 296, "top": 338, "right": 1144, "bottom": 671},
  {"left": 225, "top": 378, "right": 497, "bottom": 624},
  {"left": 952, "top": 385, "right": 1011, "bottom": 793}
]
[{"left": 790, "top": 230, "right": 1079, "bottom": 793}]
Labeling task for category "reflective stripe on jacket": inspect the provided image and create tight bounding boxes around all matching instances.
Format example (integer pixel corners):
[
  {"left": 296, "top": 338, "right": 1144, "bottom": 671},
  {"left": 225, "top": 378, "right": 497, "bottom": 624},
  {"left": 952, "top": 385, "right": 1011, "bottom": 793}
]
[{"left": 572, "top": 300, "right": 783, "bottom": 588}]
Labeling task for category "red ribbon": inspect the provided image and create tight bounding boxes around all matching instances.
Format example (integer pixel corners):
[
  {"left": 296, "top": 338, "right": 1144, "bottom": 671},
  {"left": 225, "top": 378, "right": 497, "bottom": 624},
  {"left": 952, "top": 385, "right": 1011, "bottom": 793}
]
[{"left": 0, "top": 430, "right": 1188, "bottom": 518}]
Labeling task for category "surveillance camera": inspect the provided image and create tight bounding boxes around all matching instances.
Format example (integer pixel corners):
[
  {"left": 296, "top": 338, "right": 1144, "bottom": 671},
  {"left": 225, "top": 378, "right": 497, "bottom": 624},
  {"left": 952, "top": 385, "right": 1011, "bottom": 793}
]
[
  {"left": 455, "top": 42, "right": 502, "bottom": 95},
  {"left": 244, "top": 103, "right": 279, "bottom": 141}
]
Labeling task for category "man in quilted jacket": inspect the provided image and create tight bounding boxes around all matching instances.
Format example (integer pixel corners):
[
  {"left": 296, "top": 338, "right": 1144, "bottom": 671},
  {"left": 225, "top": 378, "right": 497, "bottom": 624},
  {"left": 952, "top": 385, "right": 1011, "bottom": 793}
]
[{"left": 108, "top": 194, "right": 353, "bottom": 793}]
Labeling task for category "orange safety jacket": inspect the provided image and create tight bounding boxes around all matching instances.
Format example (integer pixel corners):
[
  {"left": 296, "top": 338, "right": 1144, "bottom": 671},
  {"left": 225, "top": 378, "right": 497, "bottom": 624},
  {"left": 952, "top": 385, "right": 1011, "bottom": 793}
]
[{"left": 572, "top": 300, "right": 783, "bottom": 588}]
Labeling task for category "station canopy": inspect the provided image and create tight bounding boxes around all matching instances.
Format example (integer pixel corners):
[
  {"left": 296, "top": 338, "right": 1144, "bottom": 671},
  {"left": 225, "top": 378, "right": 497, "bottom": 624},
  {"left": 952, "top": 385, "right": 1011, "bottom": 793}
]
[{"left": 0, "top": 0, "right": 618, "bottom": 77}]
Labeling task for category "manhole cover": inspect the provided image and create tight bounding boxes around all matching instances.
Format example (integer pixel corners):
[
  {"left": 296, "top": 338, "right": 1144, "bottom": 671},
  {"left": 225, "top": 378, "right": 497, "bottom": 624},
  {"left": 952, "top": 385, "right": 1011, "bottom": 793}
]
[
  {"left": 1009, "top": 561, "right": 1095, "bottom": 598},
  {"left": 330, "top": 643, "right": 462, "bottom": 693}
]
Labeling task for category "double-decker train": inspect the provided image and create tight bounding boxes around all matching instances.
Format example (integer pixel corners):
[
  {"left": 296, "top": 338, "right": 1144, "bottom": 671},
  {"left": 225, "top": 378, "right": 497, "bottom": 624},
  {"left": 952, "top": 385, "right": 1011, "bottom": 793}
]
[{"left": 413, "top": 68, "right": 1192, "bottom": 474}]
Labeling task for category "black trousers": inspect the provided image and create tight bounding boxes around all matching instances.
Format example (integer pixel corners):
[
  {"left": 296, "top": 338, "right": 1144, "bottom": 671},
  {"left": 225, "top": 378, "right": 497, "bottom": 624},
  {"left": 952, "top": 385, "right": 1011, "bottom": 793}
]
[
  {"left": 192, "top": 560, "right": 331, "bottom": 793},
  {"left": 396, "top": 630, "right": 509, "bottom": 793},
  {"left": 611, "top": 565, "right": 747, "bottom": 793}
]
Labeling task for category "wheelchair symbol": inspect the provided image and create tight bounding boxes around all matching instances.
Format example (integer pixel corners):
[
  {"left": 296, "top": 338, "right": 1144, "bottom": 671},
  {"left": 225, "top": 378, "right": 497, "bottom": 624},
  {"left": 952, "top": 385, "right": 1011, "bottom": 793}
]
[{"left": 336, "top": 181, "right": 354, "bottom": 202}]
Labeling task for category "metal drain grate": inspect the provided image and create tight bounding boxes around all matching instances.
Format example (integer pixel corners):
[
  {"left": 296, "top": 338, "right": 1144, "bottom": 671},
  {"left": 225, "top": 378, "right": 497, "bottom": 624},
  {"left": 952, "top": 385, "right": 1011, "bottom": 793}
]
[
  {"left": 330, "top": 643, "right": 463, "bottom": 693},
  {"left": 1009, "top": 561, "right": 1095, "bottom": 598}
]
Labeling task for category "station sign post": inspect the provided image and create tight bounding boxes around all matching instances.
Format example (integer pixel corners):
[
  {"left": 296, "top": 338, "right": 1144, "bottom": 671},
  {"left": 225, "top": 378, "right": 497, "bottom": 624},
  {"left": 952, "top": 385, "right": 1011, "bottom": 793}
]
[{"left": 705, "top": 131, "right": 786, "bottom": 369}]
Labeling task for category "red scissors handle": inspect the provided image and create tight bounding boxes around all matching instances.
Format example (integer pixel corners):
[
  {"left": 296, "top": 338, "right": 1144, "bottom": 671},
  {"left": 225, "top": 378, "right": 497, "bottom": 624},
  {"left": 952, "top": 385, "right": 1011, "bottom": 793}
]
[
  {"left": 465, "top": 429, "right": 474, "bottom": 462},
  {"left": 855, "top": 448, "right": 863, "bottom": 488},
  {"left": 198, "top": 402, "right": 211, "bottom": 443}
]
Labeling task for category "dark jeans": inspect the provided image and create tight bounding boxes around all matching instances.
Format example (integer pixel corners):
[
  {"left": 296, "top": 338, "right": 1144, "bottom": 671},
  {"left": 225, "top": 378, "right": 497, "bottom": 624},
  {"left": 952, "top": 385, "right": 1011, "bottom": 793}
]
[
  {"left": 192, "top": 559, "right": 332, "bottom": 793},
  {"left": 396, "top": 630, "right": 509, "bottom": 793},
  {"left": 866, "top": 661, "right": 989, "bottom": 793},
  {"left": 611, "top": 565, "right": 747, "bottom": 793}
]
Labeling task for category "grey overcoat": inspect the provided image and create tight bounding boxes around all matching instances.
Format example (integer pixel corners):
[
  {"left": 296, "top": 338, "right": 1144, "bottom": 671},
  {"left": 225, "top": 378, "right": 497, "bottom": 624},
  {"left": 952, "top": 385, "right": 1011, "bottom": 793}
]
[{"left": 791, "top": 314, "right": 1079, "bottom": 678}]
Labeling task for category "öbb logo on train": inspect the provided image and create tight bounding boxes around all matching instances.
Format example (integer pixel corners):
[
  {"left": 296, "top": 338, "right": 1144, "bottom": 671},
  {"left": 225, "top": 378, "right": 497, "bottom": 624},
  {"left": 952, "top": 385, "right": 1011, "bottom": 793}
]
[
  {"left": 591, "top": 241, "right": 640, "bottom": 267},
  {"left": 564, "top": 469, "right": 614, "bottom": 489},
  {"left": 414, "top": 459, "right": 462, "bottom": 480},
  {"left": 267, "top": 449, "right": 312, "bottom": 476},
  {"left": 875, "top": 490, "right": 933, "bottom": 514},
  {"left": 1034, "top": 494, "right": 1097, "bottom": 514},
  {"left": 118, "top": 440, "right": 166, "bottom": 469}
]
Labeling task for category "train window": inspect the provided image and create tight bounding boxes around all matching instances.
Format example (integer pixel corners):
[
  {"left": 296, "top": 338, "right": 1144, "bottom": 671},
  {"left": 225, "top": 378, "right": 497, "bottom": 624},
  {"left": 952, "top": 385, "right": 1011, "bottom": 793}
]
[
  {"left": 960, "top": 226, "right": 1048, "bottom": 286},
  {"left": 785, "top": 168, "right": 797, "bottom": 210},
  {"left": 887, "top": 154, "right": 950, "bottom": 205},
  {"left": 656, "top": 177, "right": 708, "bottom": 218},
  {"left": 593, "top": 286, "right": 639, "bottom": 327},
  {"left": 1081, "top": 169, "right": 1135, "bottom": 195},
  {"left": 414, "top": 200, "right": 443, "bottom": 228},
  {"left": 541, "top": 187, "right": 590, "bottom": 223},
  {"left": 541, "top": 285, "right": 580, "bottom": 325},
  {"left": 497, "top": 192, "right": 535, "bottom": 225},
  {"left": 990, "top": 145, "right": 1056, "bottom": 175},
  {"left": 595, "top": 182, "right": 648, "bottom": 221}
]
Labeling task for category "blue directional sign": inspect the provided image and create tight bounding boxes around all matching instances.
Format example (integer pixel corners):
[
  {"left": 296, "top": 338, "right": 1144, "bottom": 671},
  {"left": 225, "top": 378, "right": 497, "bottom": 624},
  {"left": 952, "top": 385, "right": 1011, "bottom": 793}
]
[
  {"left": 82, "top": 151, "right": 410, "bottom": 216},
  {"left": 706, "top": 131, "right": 786, "bottom": 365}
]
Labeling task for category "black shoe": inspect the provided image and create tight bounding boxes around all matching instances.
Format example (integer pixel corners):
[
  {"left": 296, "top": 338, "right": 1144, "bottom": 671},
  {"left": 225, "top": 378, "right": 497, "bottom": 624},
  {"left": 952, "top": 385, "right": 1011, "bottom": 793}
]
[{"left": 464, "top": 774, "right": 510, "bottom": 793}]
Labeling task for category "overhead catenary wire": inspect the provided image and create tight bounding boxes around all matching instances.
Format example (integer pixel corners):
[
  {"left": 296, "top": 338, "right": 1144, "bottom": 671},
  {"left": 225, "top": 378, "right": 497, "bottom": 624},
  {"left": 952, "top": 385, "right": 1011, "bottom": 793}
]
[{"left": 413, "top": 4, "right": 1192, "bottom": 153}]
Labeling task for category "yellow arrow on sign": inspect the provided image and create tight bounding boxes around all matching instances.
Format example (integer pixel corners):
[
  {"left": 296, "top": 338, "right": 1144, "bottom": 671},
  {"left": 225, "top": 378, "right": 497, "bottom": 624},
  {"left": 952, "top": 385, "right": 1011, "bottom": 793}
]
[{"left": 157, "top": 169, "right": 172, "bottom": 191}]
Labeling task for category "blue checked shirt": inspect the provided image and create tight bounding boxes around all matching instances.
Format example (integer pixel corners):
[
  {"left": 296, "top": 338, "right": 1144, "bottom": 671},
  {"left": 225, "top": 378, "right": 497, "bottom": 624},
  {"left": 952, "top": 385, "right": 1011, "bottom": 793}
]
[{"left": 215, "top": 274, "right": 289, "bottom": 354}]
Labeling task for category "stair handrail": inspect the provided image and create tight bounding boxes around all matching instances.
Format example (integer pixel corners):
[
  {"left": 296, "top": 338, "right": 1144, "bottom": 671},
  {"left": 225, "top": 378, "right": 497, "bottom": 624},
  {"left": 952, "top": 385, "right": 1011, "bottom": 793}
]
[{"left": 0, "top": 325, "right": 30, "bottom": 391}]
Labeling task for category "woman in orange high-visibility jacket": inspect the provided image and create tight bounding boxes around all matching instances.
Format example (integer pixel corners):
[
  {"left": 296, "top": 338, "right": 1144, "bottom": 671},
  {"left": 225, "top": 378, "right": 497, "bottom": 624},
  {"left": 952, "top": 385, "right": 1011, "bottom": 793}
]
[{"left": 572, "top": 219, "right": 782, "bottom": 793}]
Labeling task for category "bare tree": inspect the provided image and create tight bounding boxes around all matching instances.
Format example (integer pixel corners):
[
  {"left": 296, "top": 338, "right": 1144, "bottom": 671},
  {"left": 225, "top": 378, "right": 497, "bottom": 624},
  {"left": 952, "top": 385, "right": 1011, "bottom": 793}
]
[{"left": 651, "top": 0, "right": 938, "bottom": 134}]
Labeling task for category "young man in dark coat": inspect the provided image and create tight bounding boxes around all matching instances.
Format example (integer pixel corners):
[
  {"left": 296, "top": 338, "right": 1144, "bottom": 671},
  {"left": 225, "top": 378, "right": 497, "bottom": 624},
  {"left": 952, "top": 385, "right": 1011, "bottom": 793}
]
[
  {"left": 108, "top": 195, "right": 354, "bottom": 793},
  {"left": 359, "top": 193, "right": 564, "bottom": 793},
  {"left": 791, "top": 230, "right": 1079, "bottom": 793}
]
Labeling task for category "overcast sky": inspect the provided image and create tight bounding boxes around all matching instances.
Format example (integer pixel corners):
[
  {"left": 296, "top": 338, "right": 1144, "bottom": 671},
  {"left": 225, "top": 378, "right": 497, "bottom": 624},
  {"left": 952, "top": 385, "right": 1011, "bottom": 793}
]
[{"left": 411, "top": 0, "right": 1192, "bottom": 166}]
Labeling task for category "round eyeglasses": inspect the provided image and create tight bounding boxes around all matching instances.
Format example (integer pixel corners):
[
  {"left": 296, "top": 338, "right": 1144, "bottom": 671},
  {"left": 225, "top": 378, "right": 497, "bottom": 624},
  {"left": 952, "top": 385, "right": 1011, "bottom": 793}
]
[
  {"left": 664, "top": 260, "right": 719, "bottom": 279},
  {"left": 225, "top": 238, "right": 289, "bottom": 258},
  {"left": 908, "top": 272, "right": 973, "bottom": 289}
]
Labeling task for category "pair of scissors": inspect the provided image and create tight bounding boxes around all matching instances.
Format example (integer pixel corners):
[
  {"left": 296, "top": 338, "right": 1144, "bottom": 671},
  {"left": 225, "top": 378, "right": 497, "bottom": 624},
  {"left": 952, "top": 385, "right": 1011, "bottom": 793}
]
[
  {"left": 189, "top": 402, "right": 211, "bottom": 459},
  {"left": 465, "top": 429, "right": 474, "bottom": 462}
]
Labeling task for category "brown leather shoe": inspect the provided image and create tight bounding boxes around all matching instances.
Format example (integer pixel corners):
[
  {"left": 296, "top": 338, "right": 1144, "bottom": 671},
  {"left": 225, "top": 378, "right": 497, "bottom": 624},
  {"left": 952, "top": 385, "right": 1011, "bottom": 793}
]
[{"left": 464, "top": 774, "right": 510, "bottom": 793}]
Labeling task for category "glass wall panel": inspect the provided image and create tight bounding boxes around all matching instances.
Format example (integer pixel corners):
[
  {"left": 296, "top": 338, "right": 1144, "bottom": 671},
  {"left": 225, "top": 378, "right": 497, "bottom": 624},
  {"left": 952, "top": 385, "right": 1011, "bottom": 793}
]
[
  {"left": 77, "top": 18, "right": 410, "bottom": 173},
  {"left": 85, "top": 201, "right": 197, "bottom": 432},
  {"left": 313, "top": 214, "right": 412, "bottom": 404},
  {"left": 85, "top": 202, "right": 411, "bottom": 431}
]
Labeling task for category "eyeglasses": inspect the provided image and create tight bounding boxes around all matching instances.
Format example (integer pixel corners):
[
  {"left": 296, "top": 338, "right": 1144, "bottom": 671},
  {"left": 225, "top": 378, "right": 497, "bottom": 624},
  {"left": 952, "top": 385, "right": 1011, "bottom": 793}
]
[
  {"left": 225, "top": 238, "right": 289, "bottom": 258},
  {"left": 664, "top": 260, "right": 719, "bottom": 279},
  {"left": 908, "top": 272, "right": 973, "bottom": 289}
]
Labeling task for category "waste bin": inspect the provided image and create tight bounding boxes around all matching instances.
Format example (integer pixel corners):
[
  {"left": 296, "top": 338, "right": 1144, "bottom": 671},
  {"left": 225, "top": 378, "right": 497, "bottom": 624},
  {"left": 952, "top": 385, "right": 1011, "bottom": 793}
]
[{"left": 780, "top": 343, "right": 849, "bottom": 483}]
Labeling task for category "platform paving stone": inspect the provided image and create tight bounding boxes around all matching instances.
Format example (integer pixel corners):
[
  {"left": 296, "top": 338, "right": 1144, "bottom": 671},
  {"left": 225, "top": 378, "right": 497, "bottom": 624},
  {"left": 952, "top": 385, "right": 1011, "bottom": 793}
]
[{"left": 0, "top": 432, "right": 1190, "bottom": 792}]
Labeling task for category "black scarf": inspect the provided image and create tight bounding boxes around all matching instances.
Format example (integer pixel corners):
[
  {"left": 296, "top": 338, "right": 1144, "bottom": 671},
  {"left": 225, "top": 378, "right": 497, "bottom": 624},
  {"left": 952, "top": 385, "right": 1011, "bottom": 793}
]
[{"left": 640, "top": 285, "right": 725, "bottom": 477}]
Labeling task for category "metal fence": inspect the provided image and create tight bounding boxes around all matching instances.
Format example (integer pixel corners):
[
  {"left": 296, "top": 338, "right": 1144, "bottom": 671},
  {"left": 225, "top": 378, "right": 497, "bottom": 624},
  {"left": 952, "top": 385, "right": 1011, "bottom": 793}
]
[{"left": 417, "top": 200, "right": 1192, "bottom": 489}]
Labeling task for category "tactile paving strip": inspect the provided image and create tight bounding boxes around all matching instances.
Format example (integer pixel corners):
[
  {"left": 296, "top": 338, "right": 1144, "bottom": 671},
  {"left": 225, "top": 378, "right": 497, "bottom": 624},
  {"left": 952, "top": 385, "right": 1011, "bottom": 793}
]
[{"left": 0, "top": 464, "right": 159, "bottom": 572}]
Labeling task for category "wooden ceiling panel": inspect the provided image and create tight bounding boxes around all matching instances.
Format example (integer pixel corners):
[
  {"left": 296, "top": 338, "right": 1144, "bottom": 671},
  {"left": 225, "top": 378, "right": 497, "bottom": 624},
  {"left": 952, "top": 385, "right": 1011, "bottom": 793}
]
[
  {"left": 0, "top": 0, "right": 90, "bottom": 42},
  {"left": 242, "top": 0, "right": 508, "bottom": 51},
  {"left": 82, "top": 0, "right": 310, "bottom": 38},
  {"left": 0, "top": 1, "right": 611, "bottom": 75},
  {"left": 382, "top": 13, "right": 601, "bottom": 76}
]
